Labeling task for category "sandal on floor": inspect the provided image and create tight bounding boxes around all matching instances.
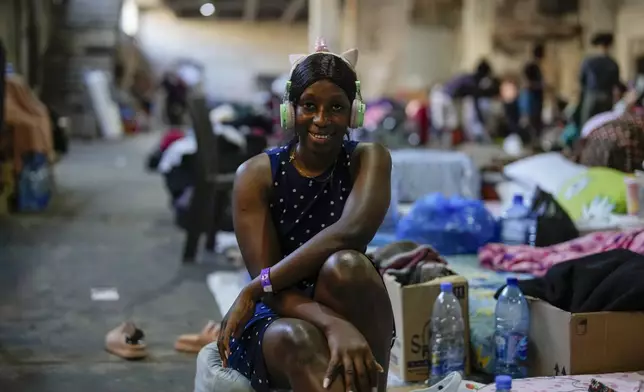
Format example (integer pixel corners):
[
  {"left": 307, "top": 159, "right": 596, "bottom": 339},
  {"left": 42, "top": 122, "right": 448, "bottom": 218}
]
[
  {"left": 175, "top": 321, "right": 220, "bottom": 354},
  {"left": 105, "top": 322, "right": 147, "bottom": 360}
]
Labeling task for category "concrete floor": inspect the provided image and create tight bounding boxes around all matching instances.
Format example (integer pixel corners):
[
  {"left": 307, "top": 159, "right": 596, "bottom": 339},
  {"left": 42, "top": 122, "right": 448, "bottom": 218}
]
[{"left": 0, "top": 134, "right": 221, "bottom": 391}]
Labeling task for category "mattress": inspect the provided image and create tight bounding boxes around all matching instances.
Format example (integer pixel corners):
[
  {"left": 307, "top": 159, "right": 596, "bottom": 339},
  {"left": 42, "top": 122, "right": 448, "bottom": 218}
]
[{"left": 445, "top": 254, "right": 533, "bottom": 375}]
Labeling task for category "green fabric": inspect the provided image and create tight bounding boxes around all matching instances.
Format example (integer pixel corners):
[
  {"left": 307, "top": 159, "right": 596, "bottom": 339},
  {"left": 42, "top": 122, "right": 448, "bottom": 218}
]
[{"left": 555, "top": 167, "right": 628, "bottom": 220}]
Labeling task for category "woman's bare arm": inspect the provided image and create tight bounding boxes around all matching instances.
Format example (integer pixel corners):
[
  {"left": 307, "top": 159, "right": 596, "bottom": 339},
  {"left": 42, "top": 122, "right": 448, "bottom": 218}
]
[
  {"left": 245, "top": 143, "right": 392, "bottom": 299},
  {"left": 231, "top": 155, "right": 281, "bottom": 278},
  {"left": 232, "top": 155, "right": 348, "bottom": 332}
]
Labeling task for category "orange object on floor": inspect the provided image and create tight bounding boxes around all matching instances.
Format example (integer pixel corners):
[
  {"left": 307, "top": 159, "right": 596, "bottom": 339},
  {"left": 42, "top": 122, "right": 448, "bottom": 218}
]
[{"left": 175, "top": 321, "right": 220, "bottom": 353}]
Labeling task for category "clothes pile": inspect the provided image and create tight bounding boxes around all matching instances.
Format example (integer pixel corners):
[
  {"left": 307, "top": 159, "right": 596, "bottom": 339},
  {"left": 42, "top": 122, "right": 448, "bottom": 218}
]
[{"left": 369, "top": 241, "right": 452, "bottom": 286}]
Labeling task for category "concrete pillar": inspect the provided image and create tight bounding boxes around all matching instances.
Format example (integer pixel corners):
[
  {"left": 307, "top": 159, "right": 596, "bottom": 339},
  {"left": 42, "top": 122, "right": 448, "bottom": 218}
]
[
  {"left": 308, "top": 0, "right": 341, "bottom": 52},
  {"left": 340, "top": 0, "right": 358, "bottom": 50},
  {"left": 459, "top": 0, "right": 495, "bottom": 71},
  {"left": 551, "top": 40, "right": 584, "bottom": 100},
  {"left": 613, "top": 1, "right": 644, "bottom": 79},
  {"left": 353, "top": 0, "right": 413, "bottom": 98},
  {"left": 309, "top": 0, "right": 416, "bottom": 98}
]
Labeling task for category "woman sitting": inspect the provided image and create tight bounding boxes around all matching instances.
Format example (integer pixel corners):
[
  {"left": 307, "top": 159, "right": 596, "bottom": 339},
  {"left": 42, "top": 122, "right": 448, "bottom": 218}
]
[{"left": 216, "top": 40, "right": 395, "bottom": 392}]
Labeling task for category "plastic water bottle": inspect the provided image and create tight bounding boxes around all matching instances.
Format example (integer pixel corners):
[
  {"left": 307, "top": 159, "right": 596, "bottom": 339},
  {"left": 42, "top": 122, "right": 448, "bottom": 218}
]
[
  {"left": 495, "top": 375, "right": 512, "bottom": 392},
  {"left": 495, "top": 277, "right": 529, "bottom": 378},
  {"left": 429, "top": 282, "right": 465, "bottom": 385},
  {"left": 500, "top": 194, "right": 530, "bottom": 245}
]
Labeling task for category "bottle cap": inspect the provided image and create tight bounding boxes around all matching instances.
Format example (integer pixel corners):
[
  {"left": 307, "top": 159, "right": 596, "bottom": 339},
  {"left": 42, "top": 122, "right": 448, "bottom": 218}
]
[
  {"left": 495, "top": 375, "right": 512, "bottom": 390},
  {"left": 440, "top": 282, "right": 453, "bottom": 292},
  {"left": 507, "top": 277, "right": 519, "bottom": 286},
  {"left": 512, "top": 194, "right": 524, "bottom": 205}
]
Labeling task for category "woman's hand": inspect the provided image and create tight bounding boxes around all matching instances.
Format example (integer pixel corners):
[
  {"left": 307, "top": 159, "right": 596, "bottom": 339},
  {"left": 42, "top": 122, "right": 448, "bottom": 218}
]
[
  {"left": 323, "top": 320, "right": 384, "bottom": 392},
  {"left": 216, "top": 286, "right": 256, "bottom": 367}
]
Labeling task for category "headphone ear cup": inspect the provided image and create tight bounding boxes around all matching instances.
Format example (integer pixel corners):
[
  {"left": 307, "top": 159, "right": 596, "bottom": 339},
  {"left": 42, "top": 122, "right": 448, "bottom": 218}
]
[
  {"left": 280, "top": 103, "right": 295, "bottom": 130},
  {"left": 349, "top": 99, "right": 366, "bottom": 129}
]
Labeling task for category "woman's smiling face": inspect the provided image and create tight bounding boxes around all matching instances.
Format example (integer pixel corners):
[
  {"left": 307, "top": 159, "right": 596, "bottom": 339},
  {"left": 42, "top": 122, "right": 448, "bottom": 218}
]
[{"left": 294, "top": 79, "right": 351, "bottom": 154}]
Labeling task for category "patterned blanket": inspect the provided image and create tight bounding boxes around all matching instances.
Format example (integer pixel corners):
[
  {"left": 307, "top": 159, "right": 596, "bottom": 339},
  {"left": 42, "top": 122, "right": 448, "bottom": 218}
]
[{"left": 478, "top": 229, "right": 644, "bottom": 276}]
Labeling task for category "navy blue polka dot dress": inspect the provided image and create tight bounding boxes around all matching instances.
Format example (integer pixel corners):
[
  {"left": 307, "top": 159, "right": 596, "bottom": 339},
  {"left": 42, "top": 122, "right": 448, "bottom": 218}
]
[{"left": 227, "top": 138, "right": 359, "bottom": 391}]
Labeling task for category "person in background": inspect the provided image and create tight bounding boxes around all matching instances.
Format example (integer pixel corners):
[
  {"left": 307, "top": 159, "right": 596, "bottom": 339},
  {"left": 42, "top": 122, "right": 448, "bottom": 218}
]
[
  {"left": 499, "top": 75, "right": 522, "bottom": 138},
  {"left": 519, "top": 43, "right": 546, "bottom": 138},
  {"left": 578, "top": 32, "right": 621, "bottom": 126},
  {"left": 430, "top": 59, "right": 494, "bottom": 145}
]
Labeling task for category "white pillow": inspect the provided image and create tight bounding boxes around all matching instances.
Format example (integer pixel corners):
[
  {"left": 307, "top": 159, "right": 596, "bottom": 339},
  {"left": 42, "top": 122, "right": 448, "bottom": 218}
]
[{"left": 503, "top": 152, "right": 587, "bottom": 195}]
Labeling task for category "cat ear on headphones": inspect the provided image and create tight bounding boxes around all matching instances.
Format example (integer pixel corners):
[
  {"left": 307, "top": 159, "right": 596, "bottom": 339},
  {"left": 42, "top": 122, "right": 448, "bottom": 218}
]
[{"left": 340, "top": 49, "right": 359, "bottom": 68}]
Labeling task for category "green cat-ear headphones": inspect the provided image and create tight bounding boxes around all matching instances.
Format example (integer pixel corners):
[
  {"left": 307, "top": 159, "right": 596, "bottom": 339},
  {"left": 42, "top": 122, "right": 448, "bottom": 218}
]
[{"left": 280, "top": 80, "right": 366, "bottom": 130}]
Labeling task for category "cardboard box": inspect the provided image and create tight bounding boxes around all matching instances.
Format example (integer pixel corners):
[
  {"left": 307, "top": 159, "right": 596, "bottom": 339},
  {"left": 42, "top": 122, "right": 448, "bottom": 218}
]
[
  {"left": 528, "top": 298, "right": 644, "bottom": 376},
  {"left": 385, "top": 274, "right": 470, "bottom": 382}
]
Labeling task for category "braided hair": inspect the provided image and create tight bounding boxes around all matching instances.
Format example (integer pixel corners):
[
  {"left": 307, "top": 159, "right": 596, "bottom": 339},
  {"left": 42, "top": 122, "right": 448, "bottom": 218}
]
[{"left": 289, "top": 53, "right": 357, "bottom": 104}]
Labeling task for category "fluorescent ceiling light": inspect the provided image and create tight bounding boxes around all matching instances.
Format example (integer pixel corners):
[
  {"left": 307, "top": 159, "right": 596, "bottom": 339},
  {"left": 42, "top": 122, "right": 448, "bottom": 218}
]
[{"left": 200, "top": 3, "right": 216, "bottom": 17}]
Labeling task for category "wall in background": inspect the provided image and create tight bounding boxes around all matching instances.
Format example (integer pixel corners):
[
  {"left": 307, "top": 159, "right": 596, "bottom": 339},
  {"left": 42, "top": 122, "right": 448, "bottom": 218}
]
[
  {"left": 138, "top": 9, "right": 309, "bottom": 101},
  {"left": 401, "top": 25, "right": 457, "bottom": 88},
  {"left": 138, "top": 8, "right": 459, "bottom": 101},
  {"left": 616, "top": 0, "right": 644, "bottom": 80}
]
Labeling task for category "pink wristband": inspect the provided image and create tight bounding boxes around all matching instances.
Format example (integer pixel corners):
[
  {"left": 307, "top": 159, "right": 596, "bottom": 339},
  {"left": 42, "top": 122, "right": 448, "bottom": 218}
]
[{"left": 260, "top": 268, "right": 273, "bottom": 293}]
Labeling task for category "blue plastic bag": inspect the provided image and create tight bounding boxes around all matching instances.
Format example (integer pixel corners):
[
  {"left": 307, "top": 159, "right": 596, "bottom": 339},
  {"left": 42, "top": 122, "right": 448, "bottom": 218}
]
[{"left": 396, "top": 193, "right": 498, "bottom": 255}]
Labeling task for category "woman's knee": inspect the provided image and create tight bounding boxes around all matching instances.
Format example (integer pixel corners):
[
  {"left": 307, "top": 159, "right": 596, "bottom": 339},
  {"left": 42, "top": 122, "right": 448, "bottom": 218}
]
[
  {"left": 263, "top": 319, "right": 327, "bottom": 366},
  {"left": 319, "top": 250, "right": 382, "bottom": 291}
]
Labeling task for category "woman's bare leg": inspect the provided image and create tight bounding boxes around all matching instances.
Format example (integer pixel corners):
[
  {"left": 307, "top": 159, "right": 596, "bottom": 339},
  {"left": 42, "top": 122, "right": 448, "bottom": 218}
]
[
  {"left": 262, "top": 318, "right": 345, "bottom": 392},
  {"left": 314, "top": 250, "right": 395, "bottom": 392}
]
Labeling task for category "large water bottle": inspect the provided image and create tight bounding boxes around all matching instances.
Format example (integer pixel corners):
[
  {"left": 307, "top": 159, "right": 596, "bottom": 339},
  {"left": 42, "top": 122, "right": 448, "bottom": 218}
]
[
  {"left": 429, "top": 282, "right": 465, "bottom": 385},
  {"left": 495, "top": 375, "right": 512, "bottom": 392},
  {"left": 495, "top": 277, "right": 530, "bottom": 378},
  {"left": 500, "top": 194, "right": 531, "bottom": 245}
]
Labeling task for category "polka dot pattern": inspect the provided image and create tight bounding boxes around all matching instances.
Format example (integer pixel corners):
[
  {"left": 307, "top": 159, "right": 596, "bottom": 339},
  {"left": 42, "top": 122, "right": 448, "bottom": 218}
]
[
  {"left": 227, "top": 139, "right": 358, "bottom": 391},
  {"left": 268, "top": 140, "right": 356, "bottom": 258}
]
